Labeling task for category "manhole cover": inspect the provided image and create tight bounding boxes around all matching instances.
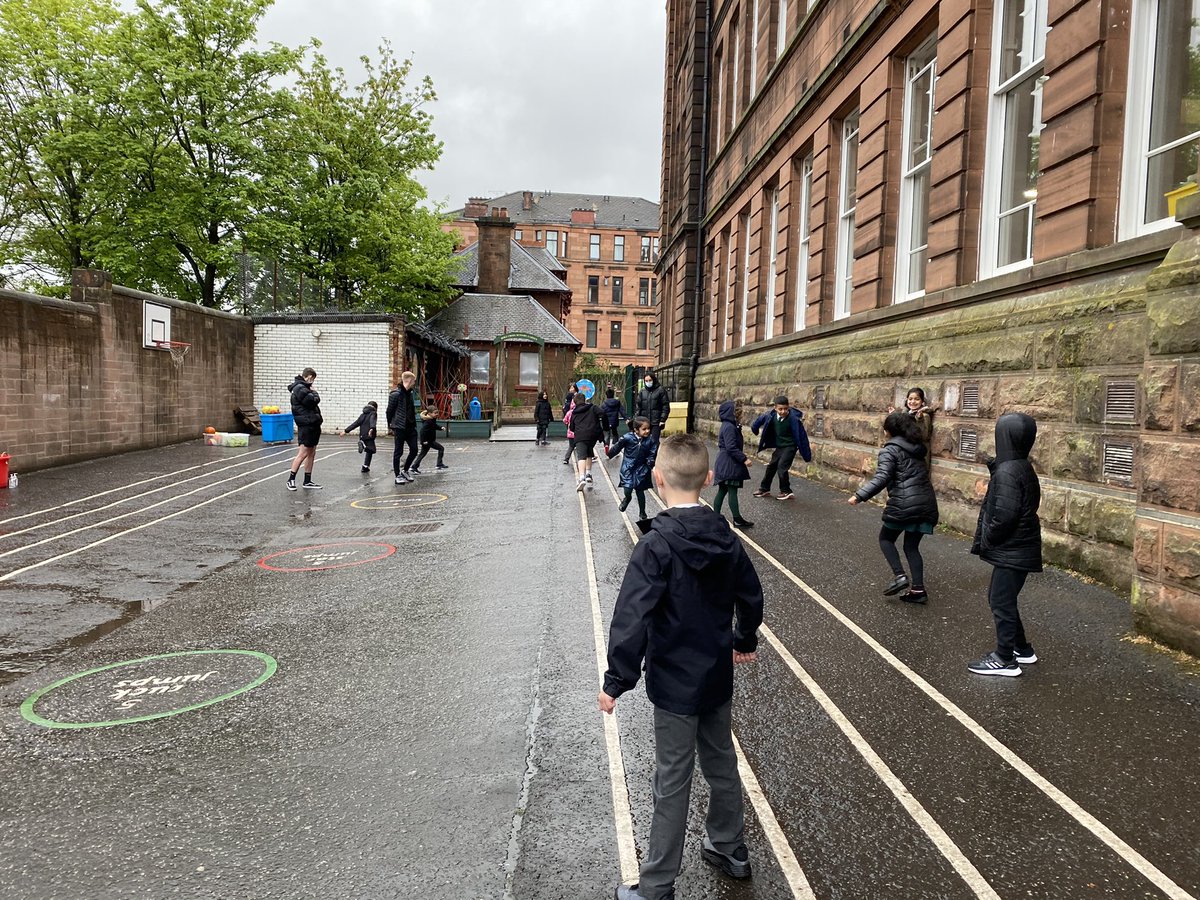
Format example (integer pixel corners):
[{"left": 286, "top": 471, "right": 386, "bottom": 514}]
[
  {"left": 312, "top": 524, "right": 444, "bottom": 538},
  {"left": 20, "top": 649, "right": 276, "bottom": 730}
]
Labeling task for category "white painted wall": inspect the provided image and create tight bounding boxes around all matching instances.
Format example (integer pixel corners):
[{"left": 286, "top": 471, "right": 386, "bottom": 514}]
[{"left": 254, "top": 322, "right": 394, "bottom": 433}]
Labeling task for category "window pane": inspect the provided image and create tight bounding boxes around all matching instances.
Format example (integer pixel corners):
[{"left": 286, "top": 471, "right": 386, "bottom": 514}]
[
  {"left": 638, "top": 322, "right": 648, "bottom": 349},
  {"left": 470, "top": 351, "right": 489, "bottom": 383},
  {"left": 1148, "top": 0, "right": 1200, "bottom": 152},
  {"left": 999, "top": 0, "right": 1046, "bottom": 82},
  {"left": 518, "top": 352, "right": 540, "bottom": 385},
  {"left": 590, "top": 234, "right": 601, "bottom": 259},
  {"left": 1146, "top": 137, "right": 1200, "bottom": 221},
  {"left": 997, "top": 71, "right": 1042, "bottom": 266},
  {"left": 612, "top": 277, "right": 623, "bottom": 304},
  {"left": 907, "top": 61, "right": 935, "bottom": 170},
  {"left": 586, "top": 320, "right": 597, "bottom": 348},
  {"left": 614, "top": 236, "right": 625, "bottom": 261},
  {"left": 588, "top": 275, "right": 599, "bottom": 303},
  {"left": 546, "top": 231, "right": 558, "bottom": 256},
  {"left": 642, "top": 236, "right": 652, "bottom": 261},
  {"left": 907, "top": 167, "right": 930, "bottom": 294},
  {"left": 639, "top": 278, "right": 650, "bottom": 305},
  {"left": 998, "top": 204, "right": 1033, "bottom": 268},
  {"left": 610, "top": 321, "right": 622, "bottom": 348}
]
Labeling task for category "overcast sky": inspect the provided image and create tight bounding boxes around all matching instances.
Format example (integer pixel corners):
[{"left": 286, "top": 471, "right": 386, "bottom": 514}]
[{"left": 258, "top": 0, "right": 668, "bottom": 209}]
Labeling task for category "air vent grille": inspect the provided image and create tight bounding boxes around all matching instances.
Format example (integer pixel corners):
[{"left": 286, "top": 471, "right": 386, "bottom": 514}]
[
  {"left": 961, "top": 384, "right": 980, "bottom": 416},
  {"left": 813, "top": 414, "right": 825, "bottom": 436},
  {"left": 958, "top": 429, "right": 978, "bottom": 460},
  {"left": 1104, "top": 381, "right": 1137, "bottom": 424},
  {"left": 814, "top": 386, "right": 826, "bottom": 409},
  {"left": 1102, "top": 443, "right": 1134, "bottom": 483}
]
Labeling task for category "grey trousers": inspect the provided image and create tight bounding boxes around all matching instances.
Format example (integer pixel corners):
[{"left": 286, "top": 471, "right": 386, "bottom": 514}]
[{"left": 638, "top": 701, "right": 746, "bottom": 899}]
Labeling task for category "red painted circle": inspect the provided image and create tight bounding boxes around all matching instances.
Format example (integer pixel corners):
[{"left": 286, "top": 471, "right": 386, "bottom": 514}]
[{"left": 257, "top": 541, "right": 396, "bottom": 572}]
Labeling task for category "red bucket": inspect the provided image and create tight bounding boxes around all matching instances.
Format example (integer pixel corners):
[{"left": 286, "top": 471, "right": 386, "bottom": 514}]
[{"left": 0, "top": 453, "right": 10, "bottom": 488}]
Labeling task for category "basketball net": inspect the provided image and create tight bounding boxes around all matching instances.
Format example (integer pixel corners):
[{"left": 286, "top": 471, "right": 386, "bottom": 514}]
[{"left": 156, "top": 341, "right": 191, "bottom": 369}]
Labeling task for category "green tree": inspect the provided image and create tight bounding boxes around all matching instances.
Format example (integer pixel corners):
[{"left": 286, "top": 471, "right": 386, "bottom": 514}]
[
  {"left": 0, "top": 0, "right": 124, "bottom": 288},
  {"left": 284, "top": 44, "right": 457, "bottom": 315}
]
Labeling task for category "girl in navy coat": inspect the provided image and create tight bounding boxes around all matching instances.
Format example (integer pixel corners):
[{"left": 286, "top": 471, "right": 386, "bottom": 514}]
[
  {"left": 606, "top": 416, "right": 656, "bottom": 520},
  {"left": 713, "top": 399, "right": 754, "bottom": 528}
]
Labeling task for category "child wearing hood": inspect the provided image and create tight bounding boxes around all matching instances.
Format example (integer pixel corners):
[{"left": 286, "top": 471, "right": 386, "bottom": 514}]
[
  {"left": 339, "top": 401, "right": 378, "bottom": 473},
  {"left": 967, "top": 412, "right": 1043, "bottom": 677},
  {"left": 600, "top": 387, "right": 627, "bottom": 451},
  {"left": 534, "top": 391, "right": 553, "bottom": 445},
  {"left": 600, "top": 434, "right": 764, "bottom": 900},
  {"left": 606, "top": 415, "right": 657, "bottom": 520},
  {"left": 713, "top": 399, "right": 754, "bottom": 528},
  {"left": 848, "top": 411, "right": 939, "bottom": 603},
  {"left": 412, "top": 396, "right": 448, "bottom": 474}
]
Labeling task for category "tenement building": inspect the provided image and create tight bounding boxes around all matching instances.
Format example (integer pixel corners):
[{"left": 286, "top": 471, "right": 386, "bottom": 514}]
[
  {"left": 449, "top": 191, "right": 661, "bottom": 368},
  {"left": 656, "top": 0, "right": 1200, "bottom": 655}
]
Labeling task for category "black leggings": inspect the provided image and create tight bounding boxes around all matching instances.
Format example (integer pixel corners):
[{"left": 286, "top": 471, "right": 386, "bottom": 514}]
[
  {"left": 415, "top": 439, "right": 444, "bottom": 467},
  {"left": 879, "top": 525, "right": 925, "bottom": 587}
]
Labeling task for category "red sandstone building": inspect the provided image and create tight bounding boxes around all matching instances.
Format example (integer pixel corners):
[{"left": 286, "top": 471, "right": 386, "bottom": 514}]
[
  {"left": 656, "top": 0, "right": 1200, "bottom": 655},
  {"left": 449, "top": 191, "right": 661, "bottom": 368}
]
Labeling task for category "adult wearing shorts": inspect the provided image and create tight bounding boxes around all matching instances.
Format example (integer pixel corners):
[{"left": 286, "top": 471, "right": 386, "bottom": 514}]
[{"left": 287, "top": 367, "right": 323, "bottom": 490}]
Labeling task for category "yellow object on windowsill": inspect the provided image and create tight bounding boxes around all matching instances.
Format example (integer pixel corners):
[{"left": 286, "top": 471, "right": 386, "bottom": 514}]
[{"left": 1165, "top": 181, "right": 1199, "bottom": 218}]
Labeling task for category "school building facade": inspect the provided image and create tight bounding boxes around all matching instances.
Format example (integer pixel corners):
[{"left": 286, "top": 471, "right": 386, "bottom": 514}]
[{"left": 656, "top": 0, "right": 1200, "bottom": 655}]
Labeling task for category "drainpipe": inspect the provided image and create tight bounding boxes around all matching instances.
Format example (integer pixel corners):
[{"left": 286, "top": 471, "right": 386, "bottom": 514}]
[{"left": 686, "top": 0, "right": 712, "bottom": 435}]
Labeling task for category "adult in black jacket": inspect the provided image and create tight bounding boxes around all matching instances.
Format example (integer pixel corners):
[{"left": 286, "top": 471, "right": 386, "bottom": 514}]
[
  {"left": 968, "top": 413, "right": 1042, "bottom": 677},
  {"left": 339, "top": 401, "right": 378, "bottom": 473},
  {"left": 636, "top": 372, "right": 671, "bottom": 442},
  {"left": 533, "top": 391, "right": 553, "bottom": 445},
  {"left": 286, "top": 368, "right": 323, "bottom": 490},
  {"left": 386, "top": 371, "right": 420, "bottom": 484},
  {"left": 569, "top": 393, "right": 603, "bottom": 491},
  {"left": 850, "top": 412, "right": 939, "bottom": 603}
]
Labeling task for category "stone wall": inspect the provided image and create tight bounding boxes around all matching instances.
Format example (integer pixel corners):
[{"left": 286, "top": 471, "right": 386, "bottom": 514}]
[
  {"left": 690, "top": 244, "right": 1200, "bottom": 654},
  {"left": 0, "top": 269, "right": 253, "bottom": 473}
]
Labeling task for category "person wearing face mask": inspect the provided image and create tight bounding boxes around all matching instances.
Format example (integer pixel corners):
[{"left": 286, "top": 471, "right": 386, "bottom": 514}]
[{"left": 636, "top": 372, "right": 671, "bottom": 443}]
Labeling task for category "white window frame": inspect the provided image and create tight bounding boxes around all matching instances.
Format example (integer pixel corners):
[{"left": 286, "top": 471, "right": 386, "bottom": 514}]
[
  {"left": 725, "top": 228, "right": 736, "bottom": 352},
  {"left": 980, "top": 0, "right": 1047, "bottom": 278},
  {"left": 895, "top": 35, "right": 938, "bottom": 303},
  {"left": 834, "top": 112, "right": 860, "bottom": 320},
  {"left": 739, "top": 212, "right": 752, "bottom": 345},
  {"left": 469, "top": 350, "right": 490, "bottom": 384},
  {"left": 589, "top": 233, "right": 601, "bottom": 260},
  {"left": 545, "top": 230, "right": 559, "bottom": 257},
  {"left": 613, "top": 234, "right": 625, "bottom": 261},
  {"left": 777, "top": 0, "right": 789, "bottom": 60},
  {"left": 765, "top": 187, "right": 780, "bottom": 339},
  {"left": 1121, "top": 0, "right": 1200, "bottom": 238},
  {"left": 518, "top": 351, "right": 540, "bottom": 387},
  {"left": 794, "top": 155, "right": 812, "bottom": 331},
  {"left": 586, "top": 320, "right": 598, "bottom": 348},
  {"left": 750, "top": 0, "right": 760, "bottom": 96},
  {"left": 731, "top": 12, "right": 741, "bottom": 118},
  {"left": 714, "top": 48, "right": 724, "bottom": 146}
]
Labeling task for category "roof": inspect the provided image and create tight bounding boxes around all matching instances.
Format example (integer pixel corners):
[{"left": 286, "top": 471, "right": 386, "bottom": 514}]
[
  {"left": 452, "top": 190, "right": 660, "bottom": 230},
  {"left": 425, "top": 294, "right": 582, "bottom": 347},
  {"left": 405, "top": 321, "right": 469, "bottom": 357},
  {"left": 449, "top": 240, "right": 570, "bottom": 294},
  {"left": 524, "top": 246, "right": 566, "bottom": 275}
]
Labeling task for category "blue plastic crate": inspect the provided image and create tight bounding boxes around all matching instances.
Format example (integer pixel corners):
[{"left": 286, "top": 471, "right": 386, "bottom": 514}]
[{"left": 261, "top": 413, "right": 294, "bottom": 443}]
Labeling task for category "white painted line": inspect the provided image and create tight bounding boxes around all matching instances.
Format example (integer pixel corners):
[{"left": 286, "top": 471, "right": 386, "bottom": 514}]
[
  {"left": 577, "top": 488, "right": 640, "bottom": 884},
  {"left": 0, "top": 451, "right": 352, "bottom": 583},
  {"left": 0, "top": 456, "right": 297, "bottom": 561},
  {"left": 0, "top": 445, "right": 283, "bottom": 526},
  {"left": 596, "top": 463, "right": 815, "bottom": 899},
  {"left": 0, "top": 448, "right": 293, "bottom": 540},
  {"left": 730, "top": 517, "right": 1198, "bottom": 900}
]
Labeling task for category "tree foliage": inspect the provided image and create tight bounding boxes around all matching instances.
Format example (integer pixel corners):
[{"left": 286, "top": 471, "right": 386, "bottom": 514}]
[{"left": 0, "top": 0, "right": 456, "bottom": 314}]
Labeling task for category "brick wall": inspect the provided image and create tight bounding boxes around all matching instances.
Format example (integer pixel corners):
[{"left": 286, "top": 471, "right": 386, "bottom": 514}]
[
  {"left": 252, "top": 317, "right": 399, "bottom": 433},
  {"left": 0, "top": 269, "right": 253, "bottom": 473}
]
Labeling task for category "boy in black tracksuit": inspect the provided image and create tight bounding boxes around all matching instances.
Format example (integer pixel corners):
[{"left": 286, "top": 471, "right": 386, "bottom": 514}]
[
  {"left": 968, "top": 413, "right": 1043, "bottom": 677},
  {"left": 600, "top": 433, "right": 764, "bottom": 900},
  {"left": 412, "top": 397, "right": 448, "bottom": 474},
  {"left": 340, "top": 401, "right": 378, "bottom": 473},
  {"left": 386, "top": 372, "right": 419, "bottom": 484}
]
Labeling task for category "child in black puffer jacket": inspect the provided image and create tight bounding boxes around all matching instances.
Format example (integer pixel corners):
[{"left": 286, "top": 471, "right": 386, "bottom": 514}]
[
  {"left": 849, "top": 411, "right": 939, "bottom": 604},
  {"left": 412, "top": 396, "right": 448, "bottom": 473},
  {"left": 340, "top": 401, "right": 378, "bottom": 473},
  {"left": 533, "top": 391, "right": 553, "bottom": 446}
]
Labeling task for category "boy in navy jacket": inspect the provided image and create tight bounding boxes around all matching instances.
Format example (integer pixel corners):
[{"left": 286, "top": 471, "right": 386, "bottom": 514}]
[
  {"left": 750, "top": 394, "right": 813, "bottom": 501},
  {"left": 600, "top": 433, "right": 764, "bottom": 900}
]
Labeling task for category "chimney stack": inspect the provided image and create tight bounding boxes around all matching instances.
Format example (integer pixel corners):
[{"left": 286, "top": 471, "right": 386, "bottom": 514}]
[
  {"left": 571, "top": 208, "right": 597, "bottom": 226},
  {"left": 522, "top": 190, "right": 533, "bottom": 210},
  {"left": 476, "top": 208, "right": 514, "bottom": 295},
  {"left": 464, "top": 197, "right": 489, "bottom": 218}
]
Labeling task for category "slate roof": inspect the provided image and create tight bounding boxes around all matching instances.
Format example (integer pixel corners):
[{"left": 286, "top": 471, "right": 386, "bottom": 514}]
[
  {"left": 405, "top": 321, "right": 469, "bottom": 357},
  {"left": 525, "top": 246, "right": 566, "bottom": 275},
  {"left": 451, "top": 191, "right": 660, "bottom": 230},
  {"left": 425, "top": 294, "right": 581, "bottom": 347},
  {"left": 450, "top": 240, "right": 570, "bottom": 294}
]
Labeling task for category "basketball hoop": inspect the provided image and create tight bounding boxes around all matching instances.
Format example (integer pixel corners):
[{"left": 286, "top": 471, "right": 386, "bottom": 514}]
[{"left": 154, "top": 340, "right": 191, "bottom": 369}]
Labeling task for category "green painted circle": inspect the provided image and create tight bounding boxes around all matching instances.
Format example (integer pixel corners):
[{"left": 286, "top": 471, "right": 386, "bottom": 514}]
[{"left": 19, "top": 649, "right": 277, "bottom": 730}]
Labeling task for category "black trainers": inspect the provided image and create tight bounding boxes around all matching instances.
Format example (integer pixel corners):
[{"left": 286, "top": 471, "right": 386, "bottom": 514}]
[
  {"left": 302, "top": 480, "right": 323, "bottom": 490},
  {"left": 360, "top": 466, "right": 370, "bottom": 473},
  {"left": 357, "top": 438, "right": 365, "bottom": 454},
  {"left": 967, "top": 652, "right": 1022, "bottom": 677},
  {"left": 1014, "top": 646, "right": 1038, "bottom": 664},
  {"left": 733, "top": 517, "right": 754, "bottom": 528},
  {"left": 883, "top": 574, "right": 909, "bottom": 596},
  {"left": 286, "top": 478, "right": 297, "bottom": 492},
  {"left": 701, "top": 837, "right": 751, "bottom": 879},
  {"left": 618, "top": 495, "right": 631, "bottom": 512},
  {"left": 900, "top": 589, "right": 927, "bottom": 604},
  {"left": 436, "top": 463, "right": 449, "bottom": 470},
  {"left": 410, "top": 466, "right": 422, "bottom": 475}
]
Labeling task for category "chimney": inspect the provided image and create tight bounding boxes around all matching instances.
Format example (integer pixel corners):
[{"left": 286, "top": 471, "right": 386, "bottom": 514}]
[
  {"left": 476, "top": 208, "right": 514, "bottom": 295},
  {"left": 464, "top": 197, "right": 489, "bottom": 218},
  {"left": 522, "top": 190, "right": 533, "bottom": 210},
  {"left": 571, "top": 208, "right": 597, "bottom": 226}
]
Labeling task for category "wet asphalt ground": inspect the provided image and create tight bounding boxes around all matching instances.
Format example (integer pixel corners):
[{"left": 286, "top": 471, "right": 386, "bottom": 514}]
[{"left": 0, "top": 434, "right": 1197, "bottom": 900}]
